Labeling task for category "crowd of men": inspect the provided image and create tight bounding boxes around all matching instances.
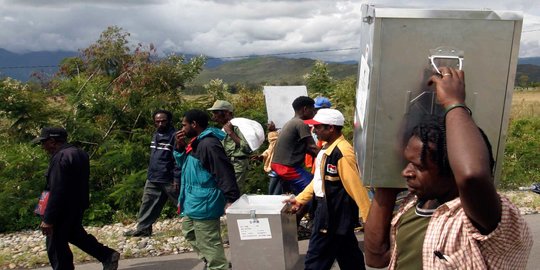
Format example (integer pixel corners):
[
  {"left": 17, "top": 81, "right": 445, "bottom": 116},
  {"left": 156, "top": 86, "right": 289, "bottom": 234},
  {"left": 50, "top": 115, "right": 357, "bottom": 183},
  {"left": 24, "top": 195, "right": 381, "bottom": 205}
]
[{"left": 34, "top": 67, "right": 532, "bottom": 270}]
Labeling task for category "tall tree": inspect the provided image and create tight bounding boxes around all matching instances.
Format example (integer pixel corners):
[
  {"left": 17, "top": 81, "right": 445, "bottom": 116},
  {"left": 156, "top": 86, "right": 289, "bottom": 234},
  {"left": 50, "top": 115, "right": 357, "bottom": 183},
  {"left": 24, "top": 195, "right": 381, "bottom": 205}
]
[{"left": 304, "top": 60, "right": 334, "bottom": 96}]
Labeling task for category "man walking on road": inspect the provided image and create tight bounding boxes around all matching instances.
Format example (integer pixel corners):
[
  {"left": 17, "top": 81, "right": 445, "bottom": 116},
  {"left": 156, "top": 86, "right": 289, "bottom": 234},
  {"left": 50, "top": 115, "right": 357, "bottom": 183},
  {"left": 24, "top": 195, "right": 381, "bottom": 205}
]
[
  {"left": 208, "top": 100, "right": 252, "bottom": 190},
  {"left": 271, "top": 96, "right": 319, "bottom": 195},
  {"left": 125, "top": 110, "right": 180, "bottom": 237},
  {"left": 285, "top": 109, "right": 371, "bottom": 270},
  {"left": 174, "top": 109, "right": 240, "bottom": 270},
  {"left": 34, "top": 127, "right": 120, "bottom": 270}
]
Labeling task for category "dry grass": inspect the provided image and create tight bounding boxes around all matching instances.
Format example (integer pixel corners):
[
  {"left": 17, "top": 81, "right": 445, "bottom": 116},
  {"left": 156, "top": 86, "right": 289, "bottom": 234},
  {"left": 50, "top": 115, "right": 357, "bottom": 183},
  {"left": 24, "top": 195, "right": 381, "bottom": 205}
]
[{"left": 511, "top": 89, "right": 540, "bottom": 119}]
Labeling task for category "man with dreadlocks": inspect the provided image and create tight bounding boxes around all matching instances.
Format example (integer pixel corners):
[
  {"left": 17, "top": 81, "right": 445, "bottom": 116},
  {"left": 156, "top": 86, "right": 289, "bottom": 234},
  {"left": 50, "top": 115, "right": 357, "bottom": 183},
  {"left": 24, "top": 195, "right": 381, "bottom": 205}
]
[{"left": 364, "top": 67, "right": 532, "bottom": 269}]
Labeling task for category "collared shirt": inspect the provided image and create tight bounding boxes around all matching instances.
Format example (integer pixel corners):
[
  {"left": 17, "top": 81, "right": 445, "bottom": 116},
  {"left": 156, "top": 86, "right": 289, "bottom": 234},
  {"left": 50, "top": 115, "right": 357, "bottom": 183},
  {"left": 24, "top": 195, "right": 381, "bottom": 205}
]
[
  {"left": 296, "top": 135, "right": 371, "bottom": 222},
  {"left": 388, "top": 194, "right": 533, "bottom": 269}
]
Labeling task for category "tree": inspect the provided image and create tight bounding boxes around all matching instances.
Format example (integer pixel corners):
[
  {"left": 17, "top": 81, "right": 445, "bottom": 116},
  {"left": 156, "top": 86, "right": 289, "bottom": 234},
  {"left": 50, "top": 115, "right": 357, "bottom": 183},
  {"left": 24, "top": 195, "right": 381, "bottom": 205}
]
[
  {"left": 304, "top": 60, "right": 334, "bottom": 96},
  {"left": 518, "top": 74, "right": 529, "bottom": 89},
  {"left": 82, "top": 26, "right": 131, "bottom": 77},
  {"left": 0, "top": 78, "right": 60, "bottom": 141},
  {"left": 0, "top": 26, "right": 208, "bottom": 232}
]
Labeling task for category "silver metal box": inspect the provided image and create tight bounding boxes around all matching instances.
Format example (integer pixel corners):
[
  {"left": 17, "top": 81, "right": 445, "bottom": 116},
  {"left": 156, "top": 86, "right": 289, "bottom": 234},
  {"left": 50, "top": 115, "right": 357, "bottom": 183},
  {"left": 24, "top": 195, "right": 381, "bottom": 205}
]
[
  {"left": 225, "top": 195, "right": 299, "bottom": 270},
  {"left": 354, "top": 5, "right": 523, "bottom": 187}
]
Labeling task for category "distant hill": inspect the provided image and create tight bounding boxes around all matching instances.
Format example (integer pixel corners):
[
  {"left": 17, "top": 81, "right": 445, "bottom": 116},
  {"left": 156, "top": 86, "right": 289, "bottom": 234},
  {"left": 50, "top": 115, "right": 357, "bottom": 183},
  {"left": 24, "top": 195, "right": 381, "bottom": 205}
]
[
  {"left": 516, "top": 64, "right": 540, "bottom": 84},
  {"left": 0, "top": 49, "right": 78, "bottom": 81},
  {"left": 1, "top": 48, "right": 539, "bottom": 85},
  {"left": 518, "top": 57, "right": 540, "bottom": 66},
  {"left": 193, "top": 56, "right": 357, "bottom": 85}
]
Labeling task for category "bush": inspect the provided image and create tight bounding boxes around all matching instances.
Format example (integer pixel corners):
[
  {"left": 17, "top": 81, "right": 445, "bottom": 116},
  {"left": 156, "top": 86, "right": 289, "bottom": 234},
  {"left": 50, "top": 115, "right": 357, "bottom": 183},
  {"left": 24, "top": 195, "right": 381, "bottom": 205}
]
[
  {"left": 0, "top": 144, "right": 47, "bottom": 232},
  {"left": 500, "top": 117, "right": 540, "bottom": 189}
]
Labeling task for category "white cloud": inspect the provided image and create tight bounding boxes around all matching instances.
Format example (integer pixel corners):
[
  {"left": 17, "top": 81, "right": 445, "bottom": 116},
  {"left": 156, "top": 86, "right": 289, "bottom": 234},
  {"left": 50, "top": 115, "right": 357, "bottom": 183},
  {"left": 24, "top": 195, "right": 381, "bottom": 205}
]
[{"left": 0, "top": 0, "right": 537, "bottom": 60}]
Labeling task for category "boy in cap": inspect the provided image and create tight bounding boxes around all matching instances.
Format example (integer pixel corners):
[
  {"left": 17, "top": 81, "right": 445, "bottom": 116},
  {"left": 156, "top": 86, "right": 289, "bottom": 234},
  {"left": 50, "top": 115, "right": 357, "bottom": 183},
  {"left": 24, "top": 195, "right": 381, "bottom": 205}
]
[
  {"left": 208, "top": 100, "right": 252, "bottom": 190},
  {"left": 285, "top": 109, "right": 371, "bottom": 270},
  {"left": 33, "top": 127, "right": 120, "bottom": 270}
]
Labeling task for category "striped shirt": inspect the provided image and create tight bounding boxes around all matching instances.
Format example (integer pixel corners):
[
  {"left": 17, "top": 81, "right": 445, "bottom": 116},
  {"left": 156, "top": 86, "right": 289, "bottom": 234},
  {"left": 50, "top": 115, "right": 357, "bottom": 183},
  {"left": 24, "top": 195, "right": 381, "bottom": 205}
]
[{"left": 388, "top": 194, "right": 533, "bottom": 269}]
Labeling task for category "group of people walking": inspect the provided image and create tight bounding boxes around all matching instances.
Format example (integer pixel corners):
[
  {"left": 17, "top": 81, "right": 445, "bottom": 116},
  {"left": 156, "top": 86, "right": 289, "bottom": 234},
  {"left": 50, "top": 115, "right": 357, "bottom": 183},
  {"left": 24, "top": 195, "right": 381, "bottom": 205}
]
[{"left": 34, "top": 67, "right": 532, "bottom": 270}]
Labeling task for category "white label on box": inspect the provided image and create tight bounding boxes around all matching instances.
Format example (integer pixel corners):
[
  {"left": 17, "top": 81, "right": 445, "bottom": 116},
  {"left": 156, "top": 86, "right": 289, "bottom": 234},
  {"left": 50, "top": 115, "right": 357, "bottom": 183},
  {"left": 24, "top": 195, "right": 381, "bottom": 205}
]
[
  {"left": 237, "top": 218, "right": 272, "bottom": 240},
  {"left": 355, "top": 54, "right": 370, "bottom": 129}
]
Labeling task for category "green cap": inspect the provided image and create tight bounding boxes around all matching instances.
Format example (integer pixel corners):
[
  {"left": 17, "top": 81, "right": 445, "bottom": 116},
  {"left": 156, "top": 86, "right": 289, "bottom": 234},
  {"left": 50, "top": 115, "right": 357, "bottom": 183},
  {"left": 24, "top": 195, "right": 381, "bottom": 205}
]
[{"left": 207, "top": 100, "right": 233, "bottom": 112}]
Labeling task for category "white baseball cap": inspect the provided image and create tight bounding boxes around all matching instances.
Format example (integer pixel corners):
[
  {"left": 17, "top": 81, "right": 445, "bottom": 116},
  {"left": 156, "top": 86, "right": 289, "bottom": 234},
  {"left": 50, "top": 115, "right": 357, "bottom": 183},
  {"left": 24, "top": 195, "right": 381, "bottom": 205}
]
[{"left": 304, "top": 108, "right": 344, "bottom": 126}]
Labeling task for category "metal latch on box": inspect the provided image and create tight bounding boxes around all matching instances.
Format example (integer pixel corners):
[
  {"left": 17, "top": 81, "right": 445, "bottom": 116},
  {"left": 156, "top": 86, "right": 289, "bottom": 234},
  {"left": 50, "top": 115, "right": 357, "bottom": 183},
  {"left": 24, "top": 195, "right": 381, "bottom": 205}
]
[{"left": 249, "top": 209, "right": 259, "bottom": 224}]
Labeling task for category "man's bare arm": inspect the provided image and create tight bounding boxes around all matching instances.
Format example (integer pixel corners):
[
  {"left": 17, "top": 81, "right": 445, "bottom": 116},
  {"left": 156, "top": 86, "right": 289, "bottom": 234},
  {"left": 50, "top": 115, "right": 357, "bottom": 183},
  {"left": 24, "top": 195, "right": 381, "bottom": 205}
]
[
  {"left": 364, "top": 188, "right": 400, "bottom": 267},
  {"left": 431, "top": 67, "right": 501, "bottom": 234}
]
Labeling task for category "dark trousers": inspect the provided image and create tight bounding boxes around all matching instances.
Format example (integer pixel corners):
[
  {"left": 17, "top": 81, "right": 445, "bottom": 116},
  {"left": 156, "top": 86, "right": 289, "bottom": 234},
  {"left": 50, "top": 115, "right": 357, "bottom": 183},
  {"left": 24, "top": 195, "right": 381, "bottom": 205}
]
[
  {"left": 136, "top": 181, "right": 179, "bottom": 231},
  {"left": 304, "top": 230, "right": 366, "bottom": 270},
  {"left": 268, "top": 172, "right": 283, "bottom": 195},
  {"left": 46, "top": 210, "right": 115, "bottom": 270}
]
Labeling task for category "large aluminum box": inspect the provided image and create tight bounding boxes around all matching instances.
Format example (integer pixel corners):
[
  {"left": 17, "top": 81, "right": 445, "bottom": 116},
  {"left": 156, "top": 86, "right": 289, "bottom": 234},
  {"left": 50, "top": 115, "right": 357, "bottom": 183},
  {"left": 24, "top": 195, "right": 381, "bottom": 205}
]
[
  {"left": 225, "top": 195, "right": 299, "bottom": 270},
  {"left": 354, "top": 5, "right": 523, "bottom": 187}
]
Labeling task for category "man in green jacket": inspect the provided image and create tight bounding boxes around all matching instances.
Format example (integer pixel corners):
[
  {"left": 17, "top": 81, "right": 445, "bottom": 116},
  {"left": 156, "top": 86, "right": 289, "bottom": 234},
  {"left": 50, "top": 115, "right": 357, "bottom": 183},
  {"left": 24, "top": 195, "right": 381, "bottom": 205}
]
[
  {"left": 208, "top": 100, "right": 252, "bottom": 190},
  {"left": 174, "top": 109, "right": 240, "bottom": 270}
]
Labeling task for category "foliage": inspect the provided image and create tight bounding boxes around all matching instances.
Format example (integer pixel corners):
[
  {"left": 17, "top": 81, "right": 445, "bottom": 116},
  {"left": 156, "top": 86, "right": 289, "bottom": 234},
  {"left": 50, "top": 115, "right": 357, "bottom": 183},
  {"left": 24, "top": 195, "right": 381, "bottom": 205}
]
[
  {"left": 304, "top": 60, "right": 335, "bottom": 96},
  {"left": 500, "top": 117, "right": 540, "bottom": 189},
  {"left": 0, "top": 144, "right": 47, "bottom": 232},
  {"left": 0, "top": 78, "right": 60, "bottom": 141},
  {"left": 329, "top": 76, "right": 357, "bottom": 140}
]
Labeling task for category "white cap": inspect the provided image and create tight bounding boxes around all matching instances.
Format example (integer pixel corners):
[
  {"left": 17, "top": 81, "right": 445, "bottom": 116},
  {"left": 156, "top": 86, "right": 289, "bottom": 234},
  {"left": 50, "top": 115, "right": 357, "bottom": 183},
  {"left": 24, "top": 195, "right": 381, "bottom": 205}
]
[{"left": 304, "top": 108, "right": 344, "bottom": 126}]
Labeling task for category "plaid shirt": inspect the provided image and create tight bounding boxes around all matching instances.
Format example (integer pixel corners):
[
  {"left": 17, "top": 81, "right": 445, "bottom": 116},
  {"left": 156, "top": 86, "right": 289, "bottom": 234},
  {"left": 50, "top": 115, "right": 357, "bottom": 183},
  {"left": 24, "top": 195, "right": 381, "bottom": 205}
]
[{"left": 388, "top": 194, "right": 533, "bottom": 269}]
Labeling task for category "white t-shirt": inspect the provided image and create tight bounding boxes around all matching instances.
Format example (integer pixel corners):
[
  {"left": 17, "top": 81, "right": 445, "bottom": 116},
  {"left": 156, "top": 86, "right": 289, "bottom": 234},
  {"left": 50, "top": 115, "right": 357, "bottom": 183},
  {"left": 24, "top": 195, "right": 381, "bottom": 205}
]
[{"left": 313, "top": 150, "right": 326, "bottom": 197}]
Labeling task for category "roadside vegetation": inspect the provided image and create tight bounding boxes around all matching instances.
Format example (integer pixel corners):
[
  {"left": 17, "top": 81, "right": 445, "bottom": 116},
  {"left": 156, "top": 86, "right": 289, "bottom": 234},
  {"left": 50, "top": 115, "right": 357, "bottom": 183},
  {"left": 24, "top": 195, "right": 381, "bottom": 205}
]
[{"left": 0, "top": 26, "right": 539, "bottom": 235}]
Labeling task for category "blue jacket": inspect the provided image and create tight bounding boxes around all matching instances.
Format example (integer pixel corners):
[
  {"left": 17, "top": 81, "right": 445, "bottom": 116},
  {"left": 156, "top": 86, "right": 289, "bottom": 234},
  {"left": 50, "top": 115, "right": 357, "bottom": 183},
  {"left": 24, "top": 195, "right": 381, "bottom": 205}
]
[
  {"left": 174, "top": 127, "right": 240, "bottom": 220},
  {"left": 147, "top": 126, "right": 180, "bottom": 184}
]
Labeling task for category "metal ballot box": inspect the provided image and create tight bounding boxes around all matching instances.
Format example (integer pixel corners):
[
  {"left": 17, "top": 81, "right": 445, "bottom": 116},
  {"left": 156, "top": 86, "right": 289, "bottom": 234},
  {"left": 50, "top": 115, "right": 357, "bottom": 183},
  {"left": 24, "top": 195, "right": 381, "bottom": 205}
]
[
  {"left": 225, "top": 195, "right": 299, "bottom": 270},
  {"left": 354, "top": 5, "right": 523, "bottom": 187}
]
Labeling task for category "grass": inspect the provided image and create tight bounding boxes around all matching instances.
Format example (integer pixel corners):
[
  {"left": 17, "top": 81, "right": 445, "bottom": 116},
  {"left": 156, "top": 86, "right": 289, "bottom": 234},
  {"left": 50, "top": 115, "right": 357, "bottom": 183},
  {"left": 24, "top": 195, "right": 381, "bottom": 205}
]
[{"left": 511, "top": 88, "right": 540, "bottom": 119}]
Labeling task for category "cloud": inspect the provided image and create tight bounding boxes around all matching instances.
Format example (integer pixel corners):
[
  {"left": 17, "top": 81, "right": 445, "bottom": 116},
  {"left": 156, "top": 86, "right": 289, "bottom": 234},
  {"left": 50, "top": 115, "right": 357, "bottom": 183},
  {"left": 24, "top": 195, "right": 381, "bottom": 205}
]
[{"left": 0, "top": 0, "right": 537, "bottom": 61}]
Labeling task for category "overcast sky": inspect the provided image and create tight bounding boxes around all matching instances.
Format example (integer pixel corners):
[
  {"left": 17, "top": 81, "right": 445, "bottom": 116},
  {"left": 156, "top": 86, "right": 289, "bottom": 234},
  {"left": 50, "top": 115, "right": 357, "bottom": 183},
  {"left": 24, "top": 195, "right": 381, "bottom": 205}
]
[{"left": 0, "top": 0, "right": 539, "bottom": 62}]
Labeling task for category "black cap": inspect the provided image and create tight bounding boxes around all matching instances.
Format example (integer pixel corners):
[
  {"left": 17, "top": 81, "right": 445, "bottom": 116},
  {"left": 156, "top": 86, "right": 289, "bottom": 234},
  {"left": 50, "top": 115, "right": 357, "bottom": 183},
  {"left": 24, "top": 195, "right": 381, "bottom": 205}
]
[{"left": 32, "top": 127, "right": 68, "bottom": 144}]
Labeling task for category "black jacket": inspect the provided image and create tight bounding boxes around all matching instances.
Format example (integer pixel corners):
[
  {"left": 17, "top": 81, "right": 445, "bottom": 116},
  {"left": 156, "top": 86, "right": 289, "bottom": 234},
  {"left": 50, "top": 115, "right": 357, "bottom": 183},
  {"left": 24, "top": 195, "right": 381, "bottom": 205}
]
[
  {"left": 44, "top": 144, "right": 90, "bottom": 224},
  {"left": 147, "top": 126, "right": 181, "bottom": 184}
]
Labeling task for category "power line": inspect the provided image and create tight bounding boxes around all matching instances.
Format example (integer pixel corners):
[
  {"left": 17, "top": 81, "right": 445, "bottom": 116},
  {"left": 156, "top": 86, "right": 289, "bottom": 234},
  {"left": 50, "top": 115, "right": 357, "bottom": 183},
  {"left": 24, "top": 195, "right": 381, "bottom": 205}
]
[
  {"left": 0, "top": 47, "right": 361, "bottom": 70},
  {"left": 523, "top": 29, "right": 540, "bottom": 33},
  {"left": 0, "top": 65, "right": 58, "bottom": 70}
]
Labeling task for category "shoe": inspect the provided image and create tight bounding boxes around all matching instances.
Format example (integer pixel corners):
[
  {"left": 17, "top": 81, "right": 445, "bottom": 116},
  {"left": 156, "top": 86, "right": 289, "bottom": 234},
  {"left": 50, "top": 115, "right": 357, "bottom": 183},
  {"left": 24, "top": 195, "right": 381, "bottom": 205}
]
[
  {"left": 103, "top": 250, "right": 120, "bottom": 270},
  {"left": 531, "top": 183, "right": 540, "bottom": 195},
  {"left": 297, "top": 226, "right": 311, "bottom": 240},
  {"left": 123, "top": 227, "right": 152, "bottom": 237}
]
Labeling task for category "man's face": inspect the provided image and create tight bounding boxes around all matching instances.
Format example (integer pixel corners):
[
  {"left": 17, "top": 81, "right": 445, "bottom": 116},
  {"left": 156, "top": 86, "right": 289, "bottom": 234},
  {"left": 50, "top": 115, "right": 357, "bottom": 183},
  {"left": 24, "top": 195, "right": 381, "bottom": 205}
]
[
  {"left": 40, "top": 138, "right": 57, "bottom": 156},
  {"left": 313, "top": 124, "right": 331, "bottom": 142},
  {"left": 154, "top": 113, "right": 170, "bottom": 133},
  {"left": 210, "top": 110, "right": 228, "bottom": 125},
  {"left": 181, "top": 117, "right": 197, "bottom": 138},
  {"left": 300, "top": 105, "right": 316, "bottom": 120},
  {"left": 401, "top": 136, "right": 448, "bottom": 200}
]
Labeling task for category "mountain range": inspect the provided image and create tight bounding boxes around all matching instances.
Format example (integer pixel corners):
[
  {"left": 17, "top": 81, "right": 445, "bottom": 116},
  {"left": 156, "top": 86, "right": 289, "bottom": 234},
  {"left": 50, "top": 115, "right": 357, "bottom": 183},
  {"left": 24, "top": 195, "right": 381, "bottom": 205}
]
[{"left": 1, "top": 49, "right": 539, "bottom": 85}]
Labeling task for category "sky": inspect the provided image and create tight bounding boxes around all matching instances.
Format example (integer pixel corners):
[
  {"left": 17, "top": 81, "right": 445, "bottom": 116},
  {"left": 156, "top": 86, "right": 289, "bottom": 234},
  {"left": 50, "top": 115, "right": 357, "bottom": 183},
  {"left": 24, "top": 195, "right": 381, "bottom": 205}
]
[{"left": 0, "top": 0, "right": 539, "bottom": 62}]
